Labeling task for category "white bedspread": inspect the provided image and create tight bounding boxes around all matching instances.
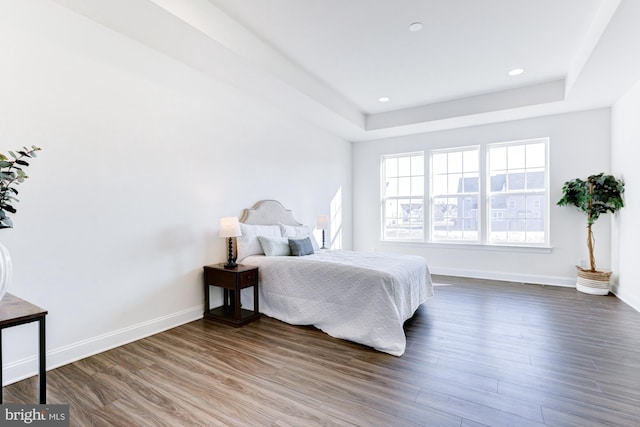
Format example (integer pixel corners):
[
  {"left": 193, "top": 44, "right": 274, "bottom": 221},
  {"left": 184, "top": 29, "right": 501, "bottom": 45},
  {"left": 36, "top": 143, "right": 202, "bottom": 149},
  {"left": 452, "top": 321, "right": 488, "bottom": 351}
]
[{"left": 241, "top": 250, "right": 433, "bottom": 356}]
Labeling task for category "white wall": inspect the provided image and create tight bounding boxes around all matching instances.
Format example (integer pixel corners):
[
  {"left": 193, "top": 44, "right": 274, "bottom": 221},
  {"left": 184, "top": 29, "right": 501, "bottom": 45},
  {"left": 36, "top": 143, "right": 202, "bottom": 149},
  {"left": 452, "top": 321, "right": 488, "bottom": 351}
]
[
  {"left": 353, "top": 109, "right": 611, "bottom": 285},
  {"left": 611, "top": 79, "right": 640, "bottom": 311},
  {"left": 0, "top": 1, "right": 352, "bottom": 384}
]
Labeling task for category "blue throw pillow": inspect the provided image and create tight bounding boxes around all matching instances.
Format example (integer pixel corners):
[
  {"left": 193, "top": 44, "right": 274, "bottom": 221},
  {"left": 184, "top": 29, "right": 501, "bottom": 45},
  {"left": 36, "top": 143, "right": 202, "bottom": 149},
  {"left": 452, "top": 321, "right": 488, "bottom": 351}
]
[{"left": 288, "top": 237, "right": 315, "bottom": 256}]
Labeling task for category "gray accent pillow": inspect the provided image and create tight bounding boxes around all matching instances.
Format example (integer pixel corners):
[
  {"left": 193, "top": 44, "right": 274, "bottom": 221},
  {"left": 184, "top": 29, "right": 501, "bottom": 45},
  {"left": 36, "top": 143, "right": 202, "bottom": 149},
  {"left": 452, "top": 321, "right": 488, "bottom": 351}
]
[{"left": 288, "top": 237, "right": 315, "bottom": 256}]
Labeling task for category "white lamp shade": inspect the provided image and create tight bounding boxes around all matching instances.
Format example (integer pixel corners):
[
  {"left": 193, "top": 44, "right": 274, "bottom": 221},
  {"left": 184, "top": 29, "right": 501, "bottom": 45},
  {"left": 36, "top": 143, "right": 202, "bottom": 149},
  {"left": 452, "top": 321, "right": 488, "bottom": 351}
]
[
  {"left": 219, "top": 216, "right": 242, "bottom": 238},
  {"left": 317, "top": 215, "right": 329, "bottom": 229}
]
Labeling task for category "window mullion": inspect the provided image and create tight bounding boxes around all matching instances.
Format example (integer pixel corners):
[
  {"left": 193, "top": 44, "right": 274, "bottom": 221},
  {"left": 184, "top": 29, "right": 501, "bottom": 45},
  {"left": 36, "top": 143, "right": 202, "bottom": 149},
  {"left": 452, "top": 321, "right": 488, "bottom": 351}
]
[
  {"left": 424, "top": 154, "right": 429, "bottom": 243},
  {"left": 479, "top": 144, "right": 487, "bottom": 244}
]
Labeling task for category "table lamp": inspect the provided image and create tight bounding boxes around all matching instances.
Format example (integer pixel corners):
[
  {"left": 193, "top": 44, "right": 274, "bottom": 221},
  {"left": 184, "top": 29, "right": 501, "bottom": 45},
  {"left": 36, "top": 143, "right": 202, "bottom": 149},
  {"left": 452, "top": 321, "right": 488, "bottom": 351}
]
[
  {"left": 317, "top": 215, "right": 329, "bottom": 249},
  {"left": 219, "top": 216, "right": 242, "bottom": 269}
]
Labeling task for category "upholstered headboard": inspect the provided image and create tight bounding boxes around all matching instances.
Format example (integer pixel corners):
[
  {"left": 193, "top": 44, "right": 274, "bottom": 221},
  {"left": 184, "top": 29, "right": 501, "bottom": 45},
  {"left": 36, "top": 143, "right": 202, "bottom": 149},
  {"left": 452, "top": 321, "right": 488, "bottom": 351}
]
[{"left": 240, "top": 200, "right": 302, "bottom": 226}]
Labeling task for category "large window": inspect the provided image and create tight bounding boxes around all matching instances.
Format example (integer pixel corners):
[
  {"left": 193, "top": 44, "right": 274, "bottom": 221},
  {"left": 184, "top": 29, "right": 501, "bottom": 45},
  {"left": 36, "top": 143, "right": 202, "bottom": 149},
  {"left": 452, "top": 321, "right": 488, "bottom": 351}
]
[
  {"left": 487, "top": 139, "right": 548, "bottom": 245},
  {"left": 380, "top": 138, "right": 549, "bottom": 247},
  {"left": 431, "top": 147, "right": 480, "bottom": 242},
  {"left": 382, "top": 152, "right": 424, "bottom": 241}
]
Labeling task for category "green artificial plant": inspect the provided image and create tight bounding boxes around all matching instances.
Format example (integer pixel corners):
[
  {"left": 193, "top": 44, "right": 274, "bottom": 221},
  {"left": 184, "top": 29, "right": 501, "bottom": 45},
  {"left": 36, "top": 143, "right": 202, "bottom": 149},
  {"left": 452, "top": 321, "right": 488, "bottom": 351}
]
[
  {"left": 557, "top": 173, "right": 625, "bottom": 272},
  {"left": 0, "top": 146, "right": 42, "bottom": 229}
]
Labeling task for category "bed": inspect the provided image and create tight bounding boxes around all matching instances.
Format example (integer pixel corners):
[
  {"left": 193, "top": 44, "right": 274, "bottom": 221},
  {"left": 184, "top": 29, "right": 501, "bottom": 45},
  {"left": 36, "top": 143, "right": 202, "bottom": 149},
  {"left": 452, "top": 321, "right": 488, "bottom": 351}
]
[{"left": 236, "top": 200, "right": 433, "bottom": 356}]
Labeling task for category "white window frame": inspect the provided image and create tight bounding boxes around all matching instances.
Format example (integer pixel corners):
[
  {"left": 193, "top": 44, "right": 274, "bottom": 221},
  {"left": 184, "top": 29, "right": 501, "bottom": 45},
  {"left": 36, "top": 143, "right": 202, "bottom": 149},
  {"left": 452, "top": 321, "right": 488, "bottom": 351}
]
[
  {"left": 380, "top": 138, "right": 550, "bottom": 249},
  {"left": 381, "top": 152, "right": 425, "bottom": 241},
  {"left": 429, "top": 146, "right": 481, "bottom": 243},
  {"left": 486, "top": 138, "right": 549, "bottom": 247}
]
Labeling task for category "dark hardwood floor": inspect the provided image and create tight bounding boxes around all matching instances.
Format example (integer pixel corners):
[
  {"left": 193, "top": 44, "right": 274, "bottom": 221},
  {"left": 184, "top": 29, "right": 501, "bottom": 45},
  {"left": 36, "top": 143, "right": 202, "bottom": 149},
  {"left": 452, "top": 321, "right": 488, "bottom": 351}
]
[{"left": 5, "top": 276, "right": 640, "bottom": 426}]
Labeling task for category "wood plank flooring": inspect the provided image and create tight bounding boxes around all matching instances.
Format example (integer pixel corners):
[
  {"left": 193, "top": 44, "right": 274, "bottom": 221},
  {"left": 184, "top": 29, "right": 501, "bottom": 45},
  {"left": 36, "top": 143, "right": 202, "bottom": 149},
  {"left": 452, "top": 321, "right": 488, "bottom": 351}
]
[{"left": 5, "top": 275, "right": 640, "bottom": 426}]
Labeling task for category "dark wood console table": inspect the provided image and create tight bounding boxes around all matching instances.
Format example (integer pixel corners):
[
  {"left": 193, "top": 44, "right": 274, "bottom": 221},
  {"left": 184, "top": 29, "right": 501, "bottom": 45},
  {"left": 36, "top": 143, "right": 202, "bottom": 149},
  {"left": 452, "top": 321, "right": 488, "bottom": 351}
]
[{"left": 0, "top": 293, "right": 47, "bottom": 403}]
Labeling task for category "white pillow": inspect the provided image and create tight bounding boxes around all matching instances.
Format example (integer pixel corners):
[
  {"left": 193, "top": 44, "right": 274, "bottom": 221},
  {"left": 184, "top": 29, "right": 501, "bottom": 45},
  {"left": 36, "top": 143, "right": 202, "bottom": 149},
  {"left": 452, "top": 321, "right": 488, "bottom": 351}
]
[
  {"left": 258, "top": 236, "right": 291, "bottom": 256},
  {"left": 236, "top": 224, "right": 282, "bottom": 260},
  {"left": 279, "top": 223, "right": 319, "bottom": 250}
]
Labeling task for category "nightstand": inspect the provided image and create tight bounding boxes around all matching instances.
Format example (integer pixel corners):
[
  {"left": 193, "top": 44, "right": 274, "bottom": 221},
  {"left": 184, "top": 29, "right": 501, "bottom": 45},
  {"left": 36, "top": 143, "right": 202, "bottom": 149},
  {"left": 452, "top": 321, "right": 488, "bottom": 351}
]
[{"left": 203, "top": 263, "right": 260, "bottom": 326}]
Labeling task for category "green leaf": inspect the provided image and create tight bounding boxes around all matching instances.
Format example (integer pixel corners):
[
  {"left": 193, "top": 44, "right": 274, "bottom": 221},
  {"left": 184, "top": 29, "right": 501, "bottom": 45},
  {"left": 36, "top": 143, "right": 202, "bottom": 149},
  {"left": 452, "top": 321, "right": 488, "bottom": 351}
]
[{"left": 0, "top": 172, "right": 16, "bottom": 180}]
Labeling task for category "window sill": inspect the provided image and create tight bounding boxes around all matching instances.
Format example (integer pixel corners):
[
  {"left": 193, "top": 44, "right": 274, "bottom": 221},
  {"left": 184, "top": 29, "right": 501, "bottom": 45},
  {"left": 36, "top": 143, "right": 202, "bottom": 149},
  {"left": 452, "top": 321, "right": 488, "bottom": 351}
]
[{"left": 380, "top": 240, "right": 552, "bottom": 254}]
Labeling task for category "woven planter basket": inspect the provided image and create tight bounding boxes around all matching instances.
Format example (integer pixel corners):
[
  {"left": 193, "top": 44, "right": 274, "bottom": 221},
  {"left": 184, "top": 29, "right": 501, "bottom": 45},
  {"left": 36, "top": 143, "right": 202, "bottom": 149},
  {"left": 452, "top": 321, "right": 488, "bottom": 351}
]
[{"left": 576, "top": 266, "right": 611, "bottom": 295}]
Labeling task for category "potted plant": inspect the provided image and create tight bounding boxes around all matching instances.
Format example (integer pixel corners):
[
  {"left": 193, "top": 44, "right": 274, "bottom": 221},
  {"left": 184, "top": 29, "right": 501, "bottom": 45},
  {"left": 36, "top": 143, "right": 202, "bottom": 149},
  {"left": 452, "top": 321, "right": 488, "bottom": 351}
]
[
  {"left": 0, "top": 145, "right": 41, "bottom": 301},
  {"left": 0, "top": 146, "right": 42, "bottom": 229},
  {"left": 557, "top": 173, "right": 624, "bottom": 295}
]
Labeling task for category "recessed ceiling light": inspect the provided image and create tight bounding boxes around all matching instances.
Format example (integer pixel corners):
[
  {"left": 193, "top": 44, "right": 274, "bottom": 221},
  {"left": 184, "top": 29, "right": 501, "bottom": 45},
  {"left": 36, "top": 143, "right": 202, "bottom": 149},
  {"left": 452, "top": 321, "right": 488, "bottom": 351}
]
[
  {"left": 409, "top": 22, "right": 423, "bottom": 32},
  {"left": 378, "top": 96, "right": 390, "bottom": 102},
  {"left": 508, "top": 68, "right": 525, "bottom": 76}
]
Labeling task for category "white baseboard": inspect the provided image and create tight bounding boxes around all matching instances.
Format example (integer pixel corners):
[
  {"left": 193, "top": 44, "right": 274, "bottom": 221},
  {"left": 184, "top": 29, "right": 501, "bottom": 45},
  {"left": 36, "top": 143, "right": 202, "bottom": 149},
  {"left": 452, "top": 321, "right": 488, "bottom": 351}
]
[
  {"left": 429, "top": 266, "right": 576, "bottom": 287},
  {"left": 611, "top": 288, "right": 640, "bottom": 313},
  {"left": 2, "top": 305, "right": 203, "bottom": 386}
]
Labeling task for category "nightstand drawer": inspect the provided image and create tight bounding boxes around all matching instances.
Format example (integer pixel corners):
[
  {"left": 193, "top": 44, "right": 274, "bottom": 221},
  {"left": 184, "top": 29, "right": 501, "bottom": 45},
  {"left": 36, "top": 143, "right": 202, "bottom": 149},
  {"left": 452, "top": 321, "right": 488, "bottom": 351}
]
[
  {"left": 207, "top": 270, "right": 236, "bottom": 288},
  {"left": 239, "top": 270, "right": 257, "bottom": 286}
]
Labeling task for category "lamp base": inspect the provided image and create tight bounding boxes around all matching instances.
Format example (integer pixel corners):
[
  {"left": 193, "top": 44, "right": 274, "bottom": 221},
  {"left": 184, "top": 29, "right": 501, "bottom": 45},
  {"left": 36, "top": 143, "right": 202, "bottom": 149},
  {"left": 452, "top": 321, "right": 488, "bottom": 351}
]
[{"left": 224, "top": 237, "right": 238, "bottom": 269}]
